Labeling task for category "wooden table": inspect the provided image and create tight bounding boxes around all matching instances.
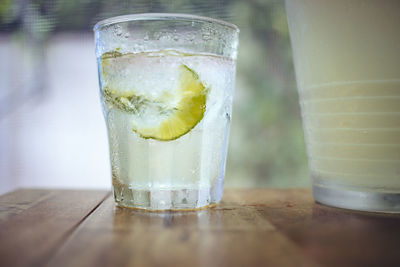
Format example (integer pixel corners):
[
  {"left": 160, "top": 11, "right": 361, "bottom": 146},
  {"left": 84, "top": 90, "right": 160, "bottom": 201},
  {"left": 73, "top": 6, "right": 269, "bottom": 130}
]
[{"left": 0, "top": 189, "right": 399, "bottom": 267}]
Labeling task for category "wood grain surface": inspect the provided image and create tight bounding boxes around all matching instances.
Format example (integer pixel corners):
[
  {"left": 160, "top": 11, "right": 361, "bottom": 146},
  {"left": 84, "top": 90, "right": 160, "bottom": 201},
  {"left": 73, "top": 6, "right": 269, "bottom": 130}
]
[
  {"left": 1, "top": 188, "right": 400, "bottom": 267},
  {"left": 0, "top": 189, "right": 110, "bottom": 267}
]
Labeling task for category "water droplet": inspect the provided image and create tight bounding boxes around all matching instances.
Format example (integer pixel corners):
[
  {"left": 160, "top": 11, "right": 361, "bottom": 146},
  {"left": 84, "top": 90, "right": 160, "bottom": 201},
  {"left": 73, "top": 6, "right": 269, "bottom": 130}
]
[
  {"left": 202, "top": 33, "right": 211, "bottom": 41},
  {"left": 154, "top": 32, "right": 161, "bottom": 40},
  {"left": 115, "top": 25, "right": 123, "bottom": 36},
  {"left": 124, "top": 32, "right": 130, "bottom": 38},
  {"left": 187, "top": 32, "right": 195, "bottom": 41}
]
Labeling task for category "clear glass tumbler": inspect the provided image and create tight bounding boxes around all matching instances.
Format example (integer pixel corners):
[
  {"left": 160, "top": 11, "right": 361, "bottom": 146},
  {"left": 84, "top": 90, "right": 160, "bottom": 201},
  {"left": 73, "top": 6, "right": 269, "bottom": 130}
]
[
  {"left": 94, "top": 14, "right": 239, "bottom": 210},
  {"left": 286, "top": 0, "right": 400, "bottom": 212}
]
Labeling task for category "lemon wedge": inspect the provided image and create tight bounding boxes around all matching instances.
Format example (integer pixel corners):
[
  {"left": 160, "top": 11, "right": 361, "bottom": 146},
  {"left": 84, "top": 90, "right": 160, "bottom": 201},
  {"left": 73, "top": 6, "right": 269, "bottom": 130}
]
[
  {"left": 102, "top": 54, "right": 207, "bottom": 141},
  {"left": 137, "top": 65, "right": 207, "bottom": 140}
]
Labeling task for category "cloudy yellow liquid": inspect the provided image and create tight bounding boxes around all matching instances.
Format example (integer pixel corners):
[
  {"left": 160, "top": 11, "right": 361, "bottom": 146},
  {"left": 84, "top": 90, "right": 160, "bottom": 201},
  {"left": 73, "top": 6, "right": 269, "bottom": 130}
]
[
  {"left": 99, "top": 50, "right": 235, "bottom": 210},
  {"left": 287, "top": 0, "right": 400, "bottom": 191}
]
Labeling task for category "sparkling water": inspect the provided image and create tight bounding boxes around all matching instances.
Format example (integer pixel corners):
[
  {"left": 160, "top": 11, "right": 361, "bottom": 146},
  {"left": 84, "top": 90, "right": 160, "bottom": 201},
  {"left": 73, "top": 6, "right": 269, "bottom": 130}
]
[{"left": 98, "top": 50, "right": 236, "bottom": 210}]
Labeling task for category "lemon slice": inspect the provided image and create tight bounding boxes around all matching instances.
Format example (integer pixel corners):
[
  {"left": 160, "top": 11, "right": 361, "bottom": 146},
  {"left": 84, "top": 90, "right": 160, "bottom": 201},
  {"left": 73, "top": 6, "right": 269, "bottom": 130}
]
[
  {"left": 137, "top": 65, "right": 207, "bottom": 140},
  {"left": 103, "top": 61, "right": 207, "bottom": 141}
]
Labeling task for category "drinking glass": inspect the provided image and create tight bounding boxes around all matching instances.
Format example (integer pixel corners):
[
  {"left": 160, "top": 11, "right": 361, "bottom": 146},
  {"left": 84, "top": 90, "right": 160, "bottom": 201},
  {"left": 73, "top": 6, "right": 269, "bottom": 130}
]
[
  {"left": 286, "top": 0, "right": 400, "bottom": 212},
  {"left": 94, "top": 14, "right": 239, "bottom": 210}
]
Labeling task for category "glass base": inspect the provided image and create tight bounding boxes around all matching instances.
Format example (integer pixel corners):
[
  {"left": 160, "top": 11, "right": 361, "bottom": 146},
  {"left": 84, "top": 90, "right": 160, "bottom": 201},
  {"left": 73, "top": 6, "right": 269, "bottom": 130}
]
[
  {"left": 113, "top": 182, "right": 223, "bottom": 211},
  {"left": 313, "top": 183, "right": 400, "bottom": 213}
]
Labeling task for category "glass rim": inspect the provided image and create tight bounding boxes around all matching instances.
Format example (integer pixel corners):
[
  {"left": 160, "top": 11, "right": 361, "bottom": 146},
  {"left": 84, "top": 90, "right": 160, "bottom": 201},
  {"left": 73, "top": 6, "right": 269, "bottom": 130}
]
[{"left": 93, "top": 13, "right": 239, "bottom": 33}]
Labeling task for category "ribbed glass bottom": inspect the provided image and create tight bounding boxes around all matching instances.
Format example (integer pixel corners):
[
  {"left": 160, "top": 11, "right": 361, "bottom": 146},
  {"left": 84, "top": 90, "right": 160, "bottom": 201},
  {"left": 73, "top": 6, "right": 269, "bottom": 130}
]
[
  {"left": 313, "top": 182, "right": 400, "bottom": 213},
  {"left": 113, "top": 180, "right": 223, "bottom": 211}
]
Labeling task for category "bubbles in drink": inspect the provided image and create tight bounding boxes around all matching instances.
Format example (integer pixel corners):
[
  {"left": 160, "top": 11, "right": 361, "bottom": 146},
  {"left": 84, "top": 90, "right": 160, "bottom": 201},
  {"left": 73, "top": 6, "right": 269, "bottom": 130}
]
[{"left": 99, "top": 50, "right": 235, "bottom": 210}]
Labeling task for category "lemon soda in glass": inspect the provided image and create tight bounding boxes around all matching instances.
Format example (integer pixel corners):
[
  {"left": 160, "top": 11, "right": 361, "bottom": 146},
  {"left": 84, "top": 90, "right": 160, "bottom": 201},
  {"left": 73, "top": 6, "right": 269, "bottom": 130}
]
[{"left": 94, "top": 14, "right": 239, "bottom": 210}]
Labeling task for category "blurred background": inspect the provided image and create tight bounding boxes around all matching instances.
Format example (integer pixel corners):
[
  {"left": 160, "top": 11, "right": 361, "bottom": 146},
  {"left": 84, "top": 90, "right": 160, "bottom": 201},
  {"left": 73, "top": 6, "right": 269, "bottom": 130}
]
[{"left": 0, "top": 0, "right": 309, "bottom": 194}]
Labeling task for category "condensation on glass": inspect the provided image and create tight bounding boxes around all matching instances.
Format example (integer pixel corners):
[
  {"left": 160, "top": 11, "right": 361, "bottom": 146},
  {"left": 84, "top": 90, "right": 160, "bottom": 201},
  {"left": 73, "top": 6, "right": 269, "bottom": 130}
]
[{"left": 94, "top": 14, "right": 239, "bottom": 210}]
